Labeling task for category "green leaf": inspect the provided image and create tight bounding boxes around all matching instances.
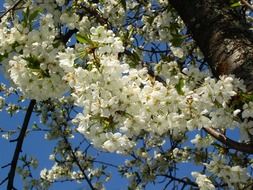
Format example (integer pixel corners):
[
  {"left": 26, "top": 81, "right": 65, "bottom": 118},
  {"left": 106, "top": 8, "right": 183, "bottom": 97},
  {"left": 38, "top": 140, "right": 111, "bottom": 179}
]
[
  {"left": 230, "top": 2, "right": 241, "bottom": 7},
  {"left": 146, "top": 15, "right": 155, "bottom": 25},
  {"left": 175, "top": 78, "right": 185, "bottom": 95},
  {"left": 100, "top": 116, "right": 115, "bottom": 131},
  {"left": 23, "top": 56, "right": 41, "bottom": 70},
  {"left": 127, "top": 50, "right": 140, "bottom": 68},
  {"left": 171, "top": 34, "right": 185, "bottom": 47},
  {"left": 22, "top": 7, "right": 30, "bottom": 27},
  {"left": 0, "top": 53, "right": 8, "bottom": 62},
  {"left": 160, "top": 54, "right": 174, "bottom": 62},
  {"left": 29, "top": 8, "right": 42, "bottom": 23},
  {"left": 240, "top": 92, "right": 253, "bottom": 102},
  {"left": 76, "top": 34, "right": 92, "bottom": 44},
  {"left": 32, "top": 123, "right": 39, "bottom": 129},
  {"left": 127, "top": 27, "right": 134, "bottom": 40}
]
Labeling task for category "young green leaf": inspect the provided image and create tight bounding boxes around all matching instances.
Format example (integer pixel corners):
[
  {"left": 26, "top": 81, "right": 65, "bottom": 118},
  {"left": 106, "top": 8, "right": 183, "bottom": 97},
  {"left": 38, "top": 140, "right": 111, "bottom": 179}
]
[
  {"left": 76, "top": 34, "right": 93, "bottom": 44},
  {"left": 175, "top": 78, "right": 185, "bottom": 95}
]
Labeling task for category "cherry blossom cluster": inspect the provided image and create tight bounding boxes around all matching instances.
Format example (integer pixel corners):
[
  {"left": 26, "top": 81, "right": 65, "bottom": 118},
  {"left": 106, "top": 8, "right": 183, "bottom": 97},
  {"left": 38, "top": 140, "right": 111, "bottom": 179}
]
[
  {"left": 1, "top": 10, "right": 68, "bottom": 100},
  {"left": 1, "top": 0, "right": 253, "bottom": 189},
  {"left": 58, "top": 25, "right": 247, "bottom": 156}
]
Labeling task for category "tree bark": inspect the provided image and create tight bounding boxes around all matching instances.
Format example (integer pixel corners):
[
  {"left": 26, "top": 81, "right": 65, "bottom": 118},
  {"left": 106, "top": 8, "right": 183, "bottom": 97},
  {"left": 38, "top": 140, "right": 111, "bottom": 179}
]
[{"left": 169, "top": 0, "right": 253, "bottom": 91}]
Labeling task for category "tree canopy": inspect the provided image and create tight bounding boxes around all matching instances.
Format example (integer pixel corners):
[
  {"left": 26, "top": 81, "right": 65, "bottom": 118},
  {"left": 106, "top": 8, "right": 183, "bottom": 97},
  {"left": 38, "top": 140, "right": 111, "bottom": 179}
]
[{"left": 1, "top": 0, "right": 253, "bottom": 189}]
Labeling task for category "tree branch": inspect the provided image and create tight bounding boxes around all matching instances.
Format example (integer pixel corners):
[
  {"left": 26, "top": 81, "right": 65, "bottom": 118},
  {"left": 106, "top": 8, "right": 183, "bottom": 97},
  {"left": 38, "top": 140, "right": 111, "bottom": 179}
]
[
  {"left": 77, "top": 3, "right": 108, "bottom": 25},
  {"left": 240, "top": 0, "right": 253, "bottom": 11},
  {"left": 63, "top": 136, "right": 96, "bottom": 190},
  {"left": 7, "top": 99, "right": 36, "bottom": 190},
  {"left": 157, "top": 174, "right": 198, "bottom": 188},
  {"left": 0, "top": 0, "right": 23, "bottom": 21},
  {"left": 203, "top": 127, "right": 253, "bottom": 154}
]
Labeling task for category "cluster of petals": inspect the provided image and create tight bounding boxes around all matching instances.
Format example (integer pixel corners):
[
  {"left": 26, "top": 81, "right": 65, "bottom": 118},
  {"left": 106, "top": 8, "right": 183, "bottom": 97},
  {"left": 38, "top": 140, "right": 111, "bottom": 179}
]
[{"left": 58, "top": 26, "right": 247, "bottom": 154}]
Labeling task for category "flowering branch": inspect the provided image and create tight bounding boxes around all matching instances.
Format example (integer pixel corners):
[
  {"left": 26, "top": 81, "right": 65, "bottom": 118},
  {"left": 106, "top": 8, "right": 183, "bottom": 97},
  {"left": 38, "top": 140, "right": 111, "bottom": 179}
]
[
  {"left": 7, "top": 99, "right": 36, "bottom": 190},
  {"left": 59, "top": 3, "right": 107, "bottom": 45},
  {"left": 203, "top": 127, "right": 253, "bottom": 154}
]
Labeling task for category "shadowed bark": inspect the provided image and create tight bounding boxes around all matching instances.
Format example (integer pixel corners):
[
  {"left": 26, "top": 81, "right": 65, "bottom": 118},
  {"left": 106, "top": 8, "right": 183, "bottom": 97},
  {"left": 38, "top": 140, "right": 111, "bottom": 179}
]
[{"left": 169, "top": 0, "right": 253, "bottom": 91}]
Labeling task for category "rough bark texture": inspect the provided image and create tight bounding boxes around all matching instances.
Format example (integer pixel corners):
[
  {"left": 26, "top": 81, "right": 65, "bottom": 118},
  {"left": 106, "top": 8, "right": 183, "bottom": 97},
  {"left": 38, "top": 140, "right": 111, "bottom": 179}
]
[{"left": 169, "top": 0, "right": 253, "bottom": 91}]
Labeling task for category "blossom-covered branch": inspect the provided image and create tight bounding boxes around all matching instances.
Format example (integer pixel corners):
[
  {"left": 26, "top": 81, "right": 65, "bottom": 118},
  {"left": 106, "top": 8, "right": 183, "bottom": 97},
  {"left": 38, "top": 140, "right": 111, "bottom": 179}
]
[{"left": 1, "top": 0, "right": 253, "bottom": 189}]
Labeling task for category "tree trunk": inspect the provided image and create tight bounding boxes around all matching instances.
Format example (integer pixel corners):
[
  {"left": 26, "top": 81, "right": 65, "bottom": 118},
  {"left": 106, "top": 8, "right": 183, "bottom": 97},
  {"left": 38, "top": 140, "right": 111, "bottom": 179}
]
[{"left": 169, "top": 0, "right": 253, "bottom": 91}]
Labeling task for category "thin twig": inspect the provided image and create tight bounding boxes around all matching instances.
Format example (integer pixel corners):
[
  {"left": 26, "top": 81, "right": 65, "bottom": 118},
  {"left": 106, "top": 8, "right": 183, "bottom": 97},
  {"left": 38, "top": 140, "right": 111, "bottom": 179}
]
[
  {"left": 203, "top": 127, "right": 253, "bottom": 154},
  {"left": 1, "top": 163, "right": 11, "bottom": 169},
  {"left": 7, "top": 99, "right": 36, "bottom": 190},
  {"left": 157, "top": 174, "right": 198, "bottom": 187},
  {"left": 63, "top": 136, "right": 96, "bottom": 190},
  {"left": 0, "top": 177, "right": 8, "bottom": 186},
  {"left": 0, "top": 0, "right": 23, "bottom": 21},
  {"left": 78, "top": 3, "right": 108, "bottom": 25}
]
